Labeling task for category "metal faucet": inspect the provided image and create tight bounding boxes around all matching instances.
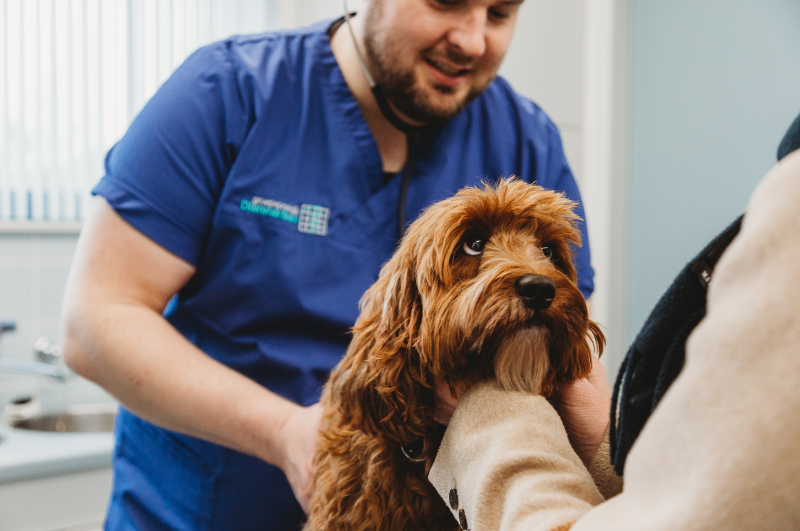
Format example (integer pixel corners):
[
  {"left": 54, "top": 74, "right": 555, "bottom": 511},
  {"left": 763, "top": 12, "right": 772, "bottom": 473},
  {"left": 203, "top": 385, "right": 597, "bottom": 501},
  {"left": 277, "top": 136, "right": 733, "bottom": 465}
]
[{"left": 0, "top": 323, "right": 67, "bottom": 382}]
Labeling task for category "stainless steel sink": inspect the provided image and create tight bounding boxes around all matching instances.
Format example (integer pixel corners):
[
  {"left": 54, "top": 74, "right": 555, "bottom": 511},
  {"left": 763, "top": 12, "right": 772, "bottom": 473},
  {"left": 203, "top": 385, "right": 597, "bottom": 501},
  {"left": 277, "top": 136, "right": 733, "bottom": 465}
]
[{"left": 9, "top": 403, "right": 118, "bottom": 433}]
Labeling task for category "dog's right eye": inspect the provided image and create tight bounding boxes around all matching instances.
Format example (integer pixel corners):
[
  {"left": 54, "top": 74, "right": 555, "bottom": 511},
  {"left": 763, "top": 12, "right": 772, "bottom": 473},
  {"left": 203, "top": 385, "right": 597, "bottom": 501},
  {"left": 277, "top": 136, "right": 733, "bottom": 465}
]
[{"left": 463, "top": 237, "right": 486, "bottom": 256}]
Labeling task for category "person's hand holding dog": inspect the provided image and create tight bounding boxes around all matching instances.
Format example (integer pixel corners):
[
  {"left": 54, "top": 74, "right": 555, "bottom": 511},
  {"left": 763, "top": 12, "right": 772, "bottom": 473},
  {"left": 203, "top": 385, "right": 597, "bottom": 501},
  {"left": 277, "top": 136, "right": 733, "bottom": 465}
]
[
  {"left": 433, "top": 355, "right": 611, "bottom": 467},
  {"left": 432, "top": 379, "right": 465, "bottom": 425},
  {"left": 276, "top": 402, "right": 323, "bottom": 513},
  {"left": 550, "top": 355, "right": 611, "bottom": 467}
]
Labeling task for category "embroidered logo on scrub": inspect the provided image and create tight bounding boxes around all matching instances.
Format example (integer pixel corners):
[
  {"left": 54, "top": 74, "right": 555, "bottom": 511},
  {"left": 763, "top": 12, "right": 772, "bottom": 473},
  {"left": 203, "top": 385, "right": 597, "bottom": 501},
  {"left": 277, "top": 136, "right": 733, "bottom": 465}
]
[{"left": 240, "top": 196, "right": 330, "bottom": 236}]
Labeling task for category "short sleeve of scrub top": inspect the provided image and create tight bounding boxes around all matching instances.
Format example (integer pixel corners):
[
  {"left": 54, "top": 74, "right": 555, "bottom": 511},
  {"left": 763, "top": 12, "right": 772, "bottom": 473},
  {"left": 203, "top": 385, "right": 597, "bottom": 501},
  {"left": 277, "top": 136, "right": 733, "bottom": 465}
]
[{"left": 94, "top": 43, "right": 242, "bottom": 266}]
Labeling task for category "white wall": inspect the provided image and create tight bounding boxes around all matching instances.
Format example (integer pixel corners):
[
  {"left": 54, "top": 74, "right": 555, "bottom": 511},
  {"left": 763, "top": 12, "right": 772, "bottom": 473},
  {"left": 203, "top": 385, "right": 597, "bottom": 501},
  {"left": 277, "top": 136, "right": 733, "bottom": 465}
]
[
  {"left": 500, "top": 0, "right": 586, "bottom": 180},
  {"left": 275, "top": 0, "right": 341, "bottom": 28},
  {"left": 0, "top": 232, "right": 79, "bottom": 362}
]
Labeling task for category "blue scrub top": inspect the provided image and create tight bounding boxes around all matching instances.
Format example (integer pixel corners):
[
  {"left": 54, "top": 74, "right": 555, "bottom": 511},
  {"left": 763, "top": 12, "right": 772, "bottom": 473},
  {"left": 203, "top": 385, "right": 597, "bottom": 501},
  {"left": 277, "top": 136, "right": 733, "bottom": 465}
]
[{"left": 94, "top": 18, "right": 594, "bottom": 531}]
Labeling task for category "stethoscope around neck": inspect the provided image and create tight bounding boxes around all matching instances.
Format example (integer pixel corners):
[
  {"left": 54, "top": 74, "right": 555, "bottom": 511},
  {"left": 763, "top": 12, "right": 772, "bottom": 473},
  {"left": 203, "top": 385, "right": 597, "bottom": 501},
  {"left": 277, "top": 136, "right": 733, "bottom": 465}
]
[{"left": 342, "top": 0, "right": 434, "bottom": 240}]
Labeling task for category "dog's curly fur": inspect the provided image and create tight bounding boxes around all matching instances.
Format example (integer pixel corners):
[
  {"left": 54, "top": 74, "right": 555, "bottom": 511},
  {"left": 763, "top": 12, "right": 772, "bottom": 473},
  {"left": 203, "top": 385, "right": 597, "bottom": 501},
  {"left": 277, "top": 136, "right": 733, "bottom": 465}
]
[{"left": 305, "top": 178, "right": 605, "bottom": 531}]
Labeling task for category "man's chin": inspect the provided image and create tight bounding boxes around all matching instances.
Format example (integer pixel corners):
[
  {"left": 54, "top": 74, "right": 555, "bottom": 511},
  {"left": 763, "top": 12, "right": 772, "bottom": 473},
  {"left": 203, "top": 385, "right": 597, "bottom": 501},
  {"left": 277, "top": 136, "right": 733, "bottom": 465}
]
[
  {"left": 403, "top": 86, "right": 473, "bottom": 122},
  {"left": 400, "top": 101, "right": 464, "bottom": 123},
  {"left": 383, "top": 76, "right": 482, "bottom": 123},
  {"left": 430, "top": 83, "right": 458, "bottom": 96},
  {"left": 422, "top": 74, "right": 492, "bottom": 119},
  {"left": 422, "top": 91, "right": 476, "bottom": 120}
]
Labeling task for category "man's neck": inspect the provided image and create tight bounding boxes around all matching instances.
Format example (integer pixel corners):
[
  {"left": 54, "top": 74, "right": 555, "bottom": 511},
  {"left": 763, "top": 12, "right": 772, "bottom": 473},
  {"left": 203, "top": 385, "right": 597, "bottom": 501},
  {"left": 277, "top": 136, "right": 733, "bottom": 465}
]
[{"left": 329, "top": 15, "right": 408, "bottom": 173}]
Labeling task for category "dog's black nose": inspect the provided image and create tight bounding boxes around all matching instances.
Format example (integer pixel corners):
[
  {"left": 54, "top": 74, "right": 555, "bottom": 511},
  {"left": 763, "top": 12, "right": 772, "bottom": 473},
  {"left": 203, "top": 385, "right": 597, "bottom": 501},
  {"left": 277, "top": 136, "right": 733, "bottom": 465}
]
[{"left": 515, "top": 274, "right": 556, "bottom": 310}]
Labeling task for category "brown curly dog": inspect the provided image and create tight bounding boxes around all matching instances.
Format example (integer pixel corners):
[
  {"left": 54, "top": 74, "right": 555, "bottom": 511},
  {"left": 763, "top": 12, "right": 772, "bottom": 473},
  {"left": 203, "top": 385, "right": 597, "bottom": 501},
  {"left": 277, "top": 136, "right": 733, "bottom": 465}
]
[{"left": 304, "top": 178, "right": 605, "bottom": 531}]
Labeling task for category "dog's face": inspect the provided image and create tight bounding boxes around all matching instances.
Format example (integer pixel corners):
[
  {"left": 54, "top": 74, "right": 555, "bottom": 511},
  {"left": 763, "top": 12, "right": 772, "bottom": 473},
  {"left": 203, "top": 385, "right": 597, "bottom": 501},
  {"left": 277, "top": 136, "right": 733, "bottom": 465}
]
[{"left": 343, "top": 178, "right": 603, "bottom": 442}]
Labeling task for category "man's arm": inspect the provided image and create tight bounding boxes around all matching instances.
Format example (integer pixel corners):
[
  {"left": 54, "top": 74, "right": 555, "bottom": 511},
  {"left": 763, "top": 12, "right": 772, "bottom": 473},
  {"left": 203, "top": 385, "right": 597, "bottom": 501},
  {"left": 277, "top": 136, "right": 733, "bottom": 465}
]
[{"left": 62, "top": 197, "right": 320, "bottom": 511}]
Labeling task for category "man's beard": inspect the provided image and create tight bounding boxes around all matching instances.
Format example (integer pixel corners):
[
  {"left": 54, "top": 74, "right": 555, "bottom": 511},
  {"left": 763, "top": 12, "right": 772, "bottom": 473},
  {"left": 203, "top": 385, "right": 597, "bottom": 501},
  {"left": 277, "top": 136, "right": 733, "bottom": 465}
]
[{"left": 362, "top": 14, "right": 491, "bottom": 123}]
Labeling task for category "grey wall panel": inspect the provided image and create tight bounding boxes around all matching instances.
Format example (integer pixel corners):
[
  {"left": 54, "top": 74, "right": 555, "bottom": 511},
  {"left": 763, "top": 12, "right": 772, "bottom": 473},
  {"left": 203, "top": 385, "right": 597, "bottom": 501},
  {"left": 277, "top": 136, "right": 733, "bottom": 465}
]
[{"left": 627, "top": 0, "right": 800, "bottom": 342}]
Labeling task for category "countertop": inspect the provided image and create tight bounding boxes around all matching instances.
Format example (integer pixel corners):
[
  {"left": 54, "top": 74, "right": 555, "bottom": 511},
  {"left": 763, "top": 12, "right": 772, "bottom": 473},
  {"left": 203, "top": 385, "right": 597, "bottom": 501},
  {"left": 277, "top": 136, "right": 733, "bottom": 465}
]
[{"left": 0, "top": 375, "right": 115, "bottom": 484}]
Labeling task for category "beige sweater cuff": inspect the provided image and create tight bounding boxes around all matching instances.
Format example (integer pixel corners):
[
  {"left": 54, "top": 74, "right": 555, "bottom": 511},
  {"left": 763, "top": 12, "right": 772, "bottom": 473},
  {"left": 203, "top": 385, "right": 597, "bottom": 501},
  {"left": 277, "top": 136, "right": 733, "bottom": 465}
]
[
  {"left": 588, "top": 435, "right": 623, "bottom": 500},
  {"left": 429, "top": 382, "right": 603, "bottom": 531}
]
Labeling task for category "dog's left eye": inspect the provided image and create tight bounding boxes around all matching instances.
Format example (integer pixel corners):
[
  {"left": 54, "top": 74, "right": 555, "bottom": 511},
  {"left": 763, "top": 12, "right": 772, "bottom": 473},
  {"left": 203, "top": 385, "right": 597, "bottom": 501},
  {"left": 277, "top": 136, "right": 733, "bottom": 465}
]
[
  {"left": 463, "top": 237, "right": 486, "bottom": 256},
  {"left": 542, "top": 246, "right": 553, "bottom": 259}
]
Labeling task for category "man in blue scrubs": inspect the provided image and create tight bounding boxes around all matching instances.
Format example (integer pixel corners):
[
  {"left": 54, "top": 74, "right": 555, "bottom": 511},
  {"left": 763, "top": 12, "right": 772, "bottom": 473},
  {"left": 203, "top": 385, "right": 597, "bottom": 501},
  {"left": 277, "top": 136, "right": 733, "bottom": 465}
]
[{"left": 62, "top": 1, "right": 596, "bottom": 529}]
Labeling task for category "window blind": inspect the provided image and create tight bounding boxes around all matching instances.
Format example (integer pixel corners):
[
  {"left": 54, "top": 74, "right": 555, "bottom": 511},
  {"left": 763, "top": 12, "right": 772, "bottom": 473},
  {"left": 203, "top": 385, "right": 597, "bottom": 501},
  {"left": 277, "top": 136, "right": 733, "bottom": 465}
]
[{"left": 0, "top": 0, "right": 275, "bottom": 222}]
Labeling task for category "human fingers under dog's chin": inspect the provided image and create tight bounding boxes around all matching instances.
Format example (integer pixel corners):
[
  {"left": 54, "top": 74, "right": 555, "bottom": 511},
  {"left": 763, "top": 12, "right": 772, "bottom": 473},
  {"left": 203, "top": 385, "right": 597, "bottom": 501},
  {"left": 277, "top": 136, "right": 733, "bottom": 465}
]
[
  {"left": 432, "top": 378, "right": 465, "bottom": 426},
  {"left": 280, "top": 403, "right": 322, "bottom": 513},
  {"left": 552, "top": 358, "right": 612, "bottom": 466}
]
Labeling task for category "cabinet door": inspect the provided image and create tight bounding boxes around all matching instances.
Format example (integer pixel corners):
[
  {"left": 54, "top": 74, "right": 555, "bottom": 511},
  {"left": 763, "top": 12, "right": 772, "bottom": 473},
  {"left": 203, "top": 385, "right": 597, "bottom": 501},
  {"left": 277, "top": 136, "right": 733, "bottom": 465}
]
[{"left": 0, "top": 468, "right": 111, "bottom": 531}]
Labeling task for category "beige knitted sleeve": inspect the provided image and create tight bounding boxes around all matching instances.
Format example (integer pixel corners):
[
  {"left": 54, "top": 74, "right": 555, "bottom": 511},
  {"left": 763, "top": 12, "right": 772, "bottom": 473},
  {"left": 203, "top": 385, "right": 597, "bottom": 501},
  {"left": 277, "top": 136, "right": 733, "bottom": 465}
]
[
  {"left": 587, "top": 435, "right": 623, "bottom": 500},
  {"left": 429, "top": 382, "right": 603, "bottom": 531}
]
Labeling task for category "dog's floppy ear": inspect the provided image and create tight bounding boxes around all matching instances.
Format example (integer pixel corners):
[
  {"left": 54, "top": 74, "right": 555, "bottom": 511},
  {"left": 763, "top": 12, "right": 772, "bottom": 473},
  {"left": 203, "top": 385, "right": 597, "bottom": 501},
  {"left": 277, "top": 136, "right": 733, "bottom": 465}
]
[
  {"left": 587, "top": 320, "right": 606, "bottom": 359},
  {"left": 331, "top": 248, "right": 432, "bottom": 445},
  {"left": 548, "top": 318, "right": 606, "bottom": 395}
]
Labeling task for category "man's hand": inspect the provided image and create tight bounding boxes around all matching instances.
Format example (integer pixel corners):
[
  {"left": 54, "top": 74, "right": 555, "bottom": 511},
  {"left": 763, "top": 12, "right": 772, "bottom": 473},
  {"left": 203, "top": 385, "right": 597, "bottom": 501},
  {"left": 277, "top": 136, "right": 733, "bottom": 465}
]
[
  {"left": 550, "top": 356, "right": 612, "bottom": 467},
  {"left": 276, "top": 403, "right": 323, "bottom": 513}
]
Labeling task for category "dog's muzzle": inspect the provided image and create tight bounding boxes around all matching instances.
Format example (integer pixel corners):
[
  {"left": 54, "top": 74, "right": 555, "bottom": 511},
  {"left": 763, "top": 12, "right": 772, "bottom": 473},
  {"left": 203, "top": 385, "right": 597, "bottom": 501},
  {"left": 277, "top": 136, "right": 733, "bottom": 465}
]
[{"left": 515, "top": 274, "right": 556, "bottom": 310}]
